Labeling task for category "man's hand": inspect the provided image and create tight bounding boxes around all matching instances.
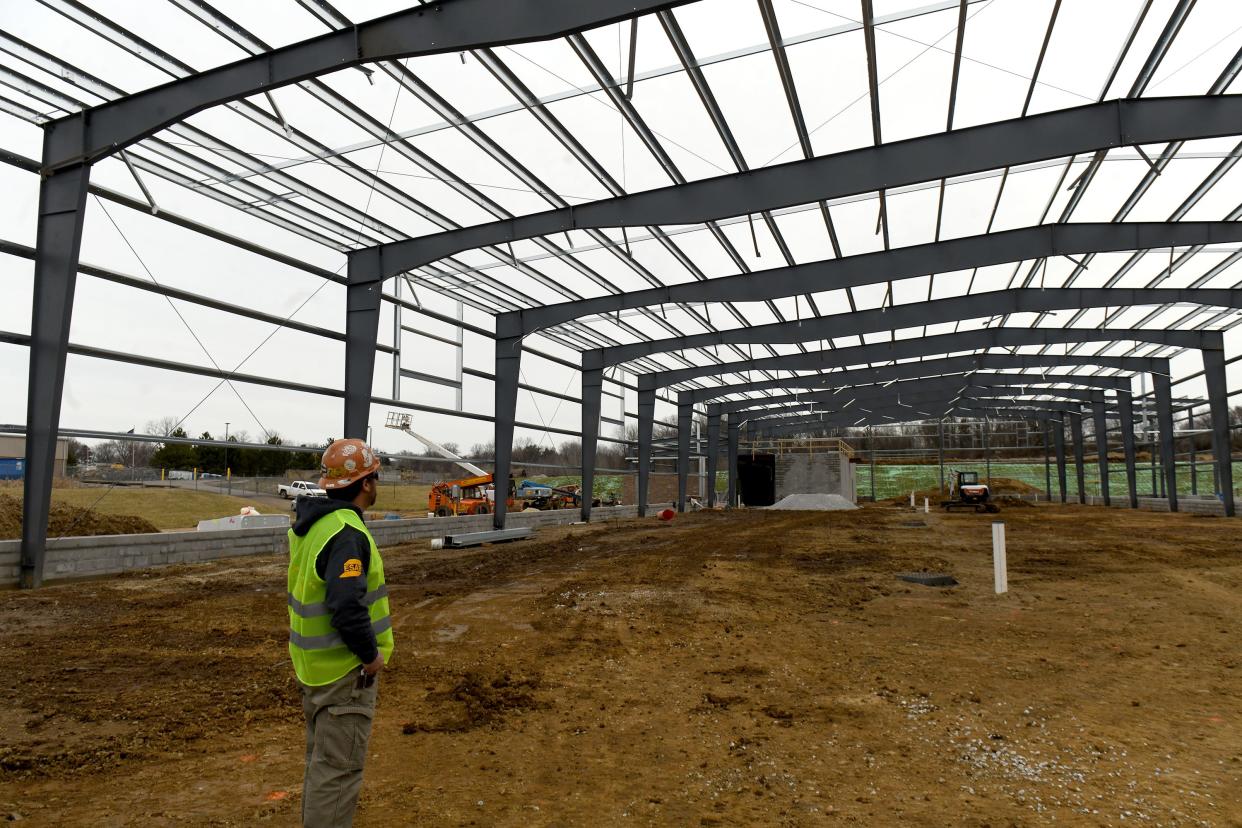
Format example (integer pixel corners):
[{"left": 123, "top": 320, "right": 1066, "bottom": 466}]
[{"left": 362, "top": 652, "right": 385, "bottom": 676}]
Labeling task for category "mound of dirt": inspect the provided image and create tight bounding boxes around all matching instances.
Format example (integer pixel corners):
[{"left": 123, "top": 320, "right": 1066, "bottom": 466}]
[
  {"left": 889, "top": 488, "right": 944, "bottom": 507},
  {"left": 402, "top": 670, "right": 544, "bottom": 734},
  {"left": 768, "top": 493, "right": 858, "bottom": 511},
  {"left": 0, "top": 493, "right": 160, "bottom": 540},
  {"left": 990, "top": 477, "right": 1041, "bottom": 495}
]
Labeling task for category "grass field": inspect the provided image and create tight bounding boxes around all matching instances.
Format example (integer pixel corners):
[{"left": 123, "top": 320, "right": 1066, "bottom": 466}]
[
  {"left": 0, "top": 484, "right": 263, "bottom": 532},
  {"left": 2, "top": 459, "right": 1233, "bottom": 537},
  {"left": 370, "top": 483, "right": 433, "bottom": 514},
  {"left": 536, "top": 459, "right": 1242, "bottom": 504},
  {"left": 856, "top": 460, "right": 1242, "bottom": 500}
]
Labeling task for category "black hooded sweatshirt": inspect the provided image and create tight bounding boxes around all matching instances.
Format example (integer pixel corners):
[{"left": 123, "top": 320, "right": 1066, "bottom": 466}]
[{"left": 292, "top": 497, "right": 379, "bottom": 666}]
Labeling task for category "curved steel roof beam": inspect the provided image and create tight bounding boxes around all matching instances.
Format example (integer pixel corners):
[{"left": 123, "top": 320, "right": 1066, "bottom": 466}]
[
  {"left": 731, "top": 383, "right": 1124, "bottom": 421},
  {"left": 751, "top": 404, "right": 1083, "bottom": 434},
  {"left": 41, "top": 0, "right": 691, "bottom": 172},
  {"left": 495, "top": 221, "right": 1242, "bottom": 336},
  {"left": 637, "top": 327, "right": 1205, "bottom": 390},
  {"left": 685, "top": 353, "right": 1160, "bottom": 403},
  {"left": 592, "top": 287, "right": 1242, "bottom": 369},
  {"left": 715, "top": 374, "right": 1134, "bottom": 416},
  {"left": 354, "top": 95, "right": 1242, "bottom": 281}
]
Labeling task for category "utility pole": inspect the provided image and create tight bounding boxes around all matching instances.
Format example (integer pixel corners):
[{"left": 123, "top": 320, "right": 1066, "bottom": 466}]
[{"left": 224, "top": 422, "right": 231, "bottom": 496}]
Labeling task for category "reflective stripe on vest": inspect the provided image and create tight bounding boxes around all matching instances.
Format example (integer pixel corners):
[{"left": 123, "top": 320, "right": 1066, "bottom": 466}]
[
  {"left": 287, "top": 584, "right": 389, "bottom": 619},
  {"left": 287, "top": 508, "right": 394, "bottom": 686},
  {"left": 289, "top": 615, "right": 393, "bottom": 650}
]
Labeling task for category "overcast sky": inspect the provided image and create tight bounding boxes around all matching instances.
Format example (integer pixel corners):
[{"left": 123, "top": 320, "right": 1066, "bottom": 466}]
[{"left": 2, "top": 0, "right": 1241, "bottom": 459}]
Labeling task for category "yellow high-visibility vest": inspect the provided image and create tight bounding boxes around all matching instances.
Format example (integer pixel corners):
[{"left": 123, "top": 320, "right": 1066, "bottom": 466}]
[{"left": 287, "top": 508, "right": 394, "bottom": 686}]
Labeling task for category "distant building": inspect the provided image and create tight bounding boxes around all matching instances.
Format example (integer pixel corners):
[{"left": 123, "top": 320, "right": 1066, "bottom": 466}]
[{"left": 0, "top": 436, "right": 69, "bottom": 480}]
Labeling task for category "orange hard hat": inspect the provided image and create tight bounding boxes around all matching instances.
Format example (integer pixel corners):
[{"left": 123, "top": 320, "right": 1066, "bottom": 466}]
[{"left": 318, "top": 438, "right": 381, "bottom": 490}]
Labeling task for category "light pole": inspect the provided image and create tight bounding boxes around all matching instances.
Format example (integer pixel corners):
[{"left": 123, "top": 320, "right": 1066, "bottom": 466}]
[{"left": 224, "top": 422, "right": 230, "bottom": 495}]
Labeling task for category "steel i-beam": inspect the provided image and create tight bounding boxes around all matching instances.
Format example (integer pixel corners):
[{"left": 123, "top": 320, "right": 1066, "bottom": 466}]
[
  {"left": 706, "top": 406, "right": 721, "bottom": 508},
  {"left": 1202, "top": 347, "right": 1236, "bottom": 516},
  {"left": 1093, "top": 393, "right": 1111, "bottom": 507},
  {"left": 1153, "top": 373, "right": 1179, "bottom": 512},
  {"left": 21, "top": 165, "right": 90, "bottom": 589},
  {"left": 1054, "top": 417, "right": 1068, "bottom": 503},
  {"left": 637, "top": 387, "right": 655, "bottom": 517},
  {"left": 580, "top": 367, "right": 603, "bottom": 522},
  {"left": 1069, "top": 411, "right": 1088, "bottom": 505}
]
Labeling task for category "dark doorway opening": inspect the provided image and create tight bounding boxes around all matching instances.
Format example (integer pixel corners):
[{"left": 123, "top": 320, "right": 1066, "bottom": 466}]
[{"left": 738, "top": 453, "right": 776, "bottom": 506}]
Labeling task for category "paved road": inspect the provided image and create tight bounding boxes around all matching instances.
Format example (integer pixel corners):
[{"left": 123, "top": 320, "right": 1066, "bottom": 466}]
[{"left": 164, "top": 478, "right": 292, "bottom": 511}]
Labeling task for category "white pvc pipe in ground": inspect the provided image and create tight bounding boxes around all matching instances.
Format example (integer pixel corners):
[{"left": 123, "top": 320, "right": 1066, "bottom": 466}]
[
  {"left": 910, "top": 490, "right": 915, "bottom": 509},
  {"left": 992, "top": 521, "right": 1007, "bottom": 594},
  {"left": 923, "top": 497, "right": 929, "bottom": 514}
]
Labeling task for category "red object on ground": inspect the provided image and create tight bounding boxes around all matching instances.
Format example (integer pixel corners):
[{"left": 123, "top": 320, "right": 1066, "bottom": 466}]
[{"left": 658, "top": 509, "right": 676, "bottom": 521}]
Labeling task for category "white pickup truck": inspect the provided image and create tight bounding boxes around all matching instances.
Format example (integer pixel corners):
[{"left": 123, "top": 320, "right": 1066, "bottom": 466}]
[{"left": 278, "top": 480, "right": 327, "bottom": 500}]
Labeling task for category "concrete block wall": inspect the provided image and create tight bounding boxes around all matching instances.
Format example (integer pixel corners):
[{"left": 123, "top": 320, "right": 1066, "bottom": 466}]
[
  {"left": 620, "top": 474, "right": 679, "bottom": 507},
  {"left": 0, "top": 503, "right": 669, "bottom": 586},
  {"left": 774, "top": 452, "right": 855, "bottom": 502}
]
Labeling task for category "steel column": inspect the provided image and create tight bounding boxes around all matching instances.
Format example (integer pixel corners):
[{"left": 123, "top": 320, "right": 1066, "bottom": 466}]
[
  {"left": 1202, "top": 347, "right": 1235, "bottom": 516},
  {"left": 1153, "top": 373, "right": 1179, "bottom": 512},
  {"left": 1043, "top": 419, "right": 1052, "bottom": 501},
  {"left": 984, "top": 417, "right": 991, "bottom": 486},
  {"left": 1093, "top": 394, "right": 1111, "bottom": 507},
  {"left": 1070, "top": 412, "right": 1087, "bottom": 504},
  {"left": 1188, "top": 407, "right": 1198, "bottom": 495},
  {"left": 20, "top": 163, "right": 90, "bottom": 589},
  {"left": 1117, "top": 392, "right": 1139, "bottom": 508},
  {"left": 726, "top": 419, "right": 739, "bottom": 508},
  {"left": 869, "top": 426, "right": 877, "bottom": 502},
  {"left": 579, "top": 367, "right": 603, "bottom": 522},
  {"left": 343, "top": 263, "right": 383, "bottom": 439},
  {"left": 705, "top": 405, "right": 721, "bottom": 508},
  {"left": 1054, "top": 418, "right": 1068, "bottom": 503},
  {"left": 637, "top": 387, "right": 655, "bottom": 517},
  {"left": 492, "top": 336, "right": 522, "bottom": 529},
  {"left": 677, "top": 398, "right": 692, "bottom": 512},
  {"left": 938, "top": 419, "right": 945, "bottom": 493}
]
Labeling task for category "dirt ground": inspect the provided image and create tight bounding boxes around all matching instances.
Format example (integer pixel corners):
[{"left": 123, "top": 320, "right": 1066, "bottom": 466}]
[{"left": 0, "top": 503, "right": 1238, "bottom": 826}]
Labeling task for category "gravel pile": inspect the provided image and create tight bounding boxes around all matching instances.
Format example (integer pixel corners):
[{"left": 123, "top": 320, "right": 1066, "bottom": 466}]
[{"left": 766, "top": 493, "right": 858, "bottom": 511}]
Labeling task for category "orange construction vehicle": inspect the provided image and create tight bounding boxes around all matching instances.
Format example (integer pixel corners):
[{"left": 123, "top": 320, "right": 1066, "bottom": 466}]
[
  {"left": 428, "top": 474, "right": 517, "bottom": 517},
  {"left": 385, "top": 412, "right": 522, "bottom": 518}
]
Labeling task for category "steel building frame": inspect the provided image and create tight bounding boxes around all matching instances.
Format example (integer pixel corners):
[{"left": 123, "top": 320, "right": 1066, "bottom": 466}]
[{"left": 8, "top": 1, "right": 1242, "bottom": 587}]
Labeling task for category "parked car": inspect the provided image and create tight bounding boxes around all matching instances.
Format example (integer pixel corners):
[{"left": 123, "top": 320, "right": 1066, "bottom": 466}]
[{"left": 278, "top": 480, "right": 327, "bottom": 500}]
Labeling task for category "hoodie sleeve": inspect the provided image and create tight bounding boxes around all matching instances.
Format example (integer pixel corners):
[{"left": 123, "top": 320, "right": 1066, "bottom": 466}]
[{"left": 315, "top": 526, "right": 379, "bottom": 665}]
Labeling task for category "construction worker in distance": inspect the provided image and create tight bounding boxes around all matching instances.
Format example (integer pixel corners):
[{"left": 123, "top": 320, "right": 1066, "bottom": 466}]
[{"left": 287, "top": 438, "right": 394, "bottom": 828}]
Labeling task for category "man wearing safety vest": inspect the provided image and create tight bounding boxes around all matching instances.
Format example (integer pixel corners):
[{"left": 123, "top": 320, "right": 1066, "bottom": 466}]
[{"left": 288, "top": 438, "right": 394, "bottom": 828}]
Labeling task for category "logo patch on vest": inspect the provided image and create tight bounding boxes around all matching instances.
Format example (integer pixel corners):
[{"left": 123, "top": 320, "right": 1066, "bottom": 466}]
[{"left": 340, "top": 558, "right": 363, "bottom": 578}]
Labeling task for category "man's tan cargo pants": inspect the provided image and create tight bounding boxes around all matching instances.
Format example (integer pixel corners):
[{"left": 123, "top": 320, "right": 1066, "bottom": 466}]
[{"left": 300, "top": 669, "right": 378, "bottom": 828}]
